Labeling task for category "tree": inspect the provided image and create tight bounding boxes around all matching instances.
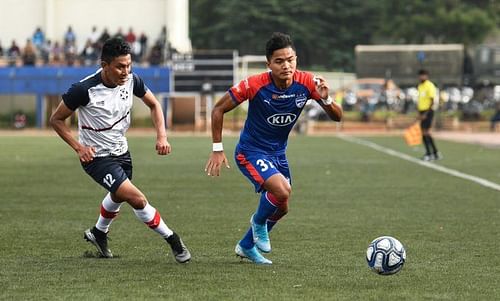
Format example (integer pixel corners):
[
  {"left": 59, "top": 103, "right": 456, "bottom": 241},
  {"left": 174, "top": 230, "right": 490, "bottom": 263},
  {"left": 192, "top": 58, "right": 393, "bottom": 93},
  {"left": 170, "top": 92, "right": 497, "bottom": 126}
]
[{"left": 190, "top": 0, "right": 498, "bottom": 71}]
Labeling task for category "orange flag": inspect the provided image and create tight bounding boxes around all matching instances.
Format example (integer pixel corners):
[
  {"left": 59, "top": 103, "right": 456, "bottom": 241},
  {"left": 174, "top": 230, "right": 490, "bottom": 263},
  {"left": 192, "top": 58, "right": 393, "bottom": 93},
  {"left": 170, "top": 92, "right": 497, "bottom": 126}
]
[{"left": 404, "top": 123, "right": 422, "bottom": 146}]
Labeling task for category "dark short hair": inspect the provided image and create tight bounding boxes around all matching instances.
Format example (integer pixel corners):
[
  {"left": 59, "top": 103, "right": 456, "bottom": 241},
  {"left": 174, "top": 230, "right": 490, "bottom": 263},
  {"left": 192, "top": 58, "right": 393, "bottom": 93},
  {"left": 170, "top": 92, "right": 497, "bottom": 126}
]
[
  {"left": 418, "top": 69, "right": 429, "bottom": 76},
  {"left": 101, "top": 38, "right": 131, "bottom": 63},
  {"left": 265, "top": 32, "right": 295, "bottom": 60}
]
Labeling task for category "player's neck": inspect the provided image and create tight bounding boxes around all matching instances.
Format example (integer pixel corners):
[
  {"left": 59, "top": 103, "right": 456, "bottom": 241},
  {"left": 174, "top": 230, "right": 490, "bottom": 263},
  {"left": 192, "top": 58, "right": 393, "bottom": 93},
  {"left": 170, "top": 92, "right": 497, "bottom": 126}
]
[
  {"left": 271, "top": 74, "right": 293, "bottom": 90},
  {"left": 100, "top": 72, "right": 118, "bottom": 88}
]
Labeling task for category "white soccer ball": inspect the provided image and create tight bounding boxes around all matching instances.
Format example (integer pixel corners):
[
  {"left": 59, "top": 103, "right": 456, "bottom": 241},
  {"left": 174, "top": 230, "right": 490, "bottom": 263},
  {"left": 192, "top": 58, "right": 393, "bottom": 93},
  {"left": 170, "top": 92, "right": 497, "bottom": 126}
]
[{"left": 366, "top": 236, "right": 406, "bottom": 275}]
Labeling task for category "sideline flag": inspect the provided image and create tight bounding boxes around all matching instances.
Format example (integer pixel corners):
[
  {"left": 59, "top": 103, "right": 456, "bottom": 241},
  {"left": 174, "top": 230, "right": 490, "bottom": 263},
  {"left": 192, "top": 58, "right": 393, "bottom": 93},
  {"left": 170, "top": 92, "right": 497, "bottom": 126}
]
[{"left": 404, "top": 122, "right": 422, "bottom": 146}]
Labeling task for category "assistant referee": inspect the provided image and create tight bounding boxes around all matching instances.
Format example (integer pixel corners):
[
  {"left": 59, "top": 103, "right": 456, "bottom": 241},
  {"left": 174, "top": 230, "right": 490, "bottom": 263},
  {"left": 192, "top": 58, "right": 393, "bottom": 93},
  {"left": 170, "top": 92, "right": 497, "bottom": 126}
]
[{"left": 417, "top": 69, "right": 441, "bottom": 161}]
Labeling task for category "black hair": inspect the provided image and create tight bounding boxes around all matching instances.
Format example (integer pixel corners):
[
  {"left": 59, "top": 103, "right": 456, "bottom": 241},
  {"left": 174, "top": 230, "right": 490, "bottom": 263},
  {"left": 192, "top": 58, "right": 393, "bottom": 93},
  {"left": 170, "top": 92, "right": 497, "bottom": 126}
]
[
  {"left": 265, "top": 32, "right": 295, "bottom": 60},
  {"left": 101, "top": 38, "right": 131, "bottom": 63},
  {"left": 418, "top": 69, "right": 429, "bottom": 76}
]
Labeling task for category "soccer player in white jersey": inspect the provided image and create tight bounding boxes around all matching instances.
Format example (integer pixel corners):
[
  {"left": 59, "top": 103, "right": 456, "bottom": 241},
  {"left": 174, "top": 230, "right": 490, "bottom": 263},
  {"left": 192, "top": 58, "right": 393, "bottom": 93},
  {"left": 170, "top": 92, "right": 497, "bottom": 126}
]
[{"left": 50, "top": 38, "right": 191, "bottom": 263}]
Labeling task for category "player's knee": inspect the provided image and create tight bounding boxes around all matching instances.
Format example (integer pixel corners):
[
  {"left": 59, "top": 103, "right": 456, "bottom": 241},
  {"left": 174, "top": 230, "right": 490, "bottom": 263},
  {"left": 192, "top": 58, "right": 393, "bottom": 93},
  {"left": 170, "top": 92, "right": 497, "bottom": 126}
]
[
  {"left": 280, "top": 185, "right": 292, "bottom": 201},
  {"left": 279, "top": 203, "right": 289, "bottom": 216},
  {"left": 115, "top": 190, "right": 147, "bottom": 209},
  {"left": 128, "top": 193, "right": 147, "bottom": 209},
  {"left": 273, "top": 190, "right": 290, "bottom": 204}
]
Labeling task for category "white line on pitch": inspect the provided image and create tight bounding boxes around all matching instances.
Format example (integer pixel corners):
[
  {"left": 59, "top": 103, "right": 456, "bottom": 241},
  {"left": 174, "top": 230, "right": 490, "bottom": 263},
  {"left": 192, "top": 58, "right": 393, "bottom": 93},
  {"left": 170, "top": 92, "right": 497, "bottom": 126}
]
[{"left": 338, "top": 134, "right": 500, "bottom": 192}]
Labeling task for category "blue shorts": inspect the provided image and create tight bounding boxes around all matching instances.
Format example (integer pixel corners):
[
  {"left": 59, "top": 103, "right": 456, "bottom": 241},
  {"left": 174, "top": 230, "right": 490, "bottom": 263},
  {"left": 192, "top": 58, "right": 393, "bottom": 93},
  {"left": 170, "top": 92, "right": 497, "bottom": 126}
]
[
  {"left": 81, "top": 151, "right": 132, "bottom": 193},
  {"left": 235, "top": 149, "right": 291, "bottom": 193}
]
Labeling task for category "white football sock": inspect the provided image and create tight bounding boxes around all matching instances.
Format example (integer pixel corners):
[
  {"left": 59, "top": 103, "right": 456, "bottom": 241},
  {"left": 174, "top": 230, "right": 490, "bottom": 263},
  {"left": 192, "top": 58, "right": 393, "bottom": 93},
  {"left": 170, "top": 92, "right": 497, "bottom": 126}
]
[
  {"left": 95, "top": 193, "right": 122, "bottom": 233},
  {"left": 133, "top": 203, "right": 173, "bottom": 238}
]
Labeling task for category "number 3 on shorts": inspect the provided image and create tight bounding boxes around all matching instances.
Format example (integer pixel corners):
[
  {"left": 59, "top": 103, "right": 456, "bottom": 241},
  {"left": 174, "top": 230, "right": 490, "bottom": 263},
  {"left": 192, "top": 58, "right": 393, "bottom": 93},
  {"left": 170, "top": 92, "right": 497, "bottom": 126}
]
[{"left": 256, "top": 159, "right": 275, "bottom": 172}]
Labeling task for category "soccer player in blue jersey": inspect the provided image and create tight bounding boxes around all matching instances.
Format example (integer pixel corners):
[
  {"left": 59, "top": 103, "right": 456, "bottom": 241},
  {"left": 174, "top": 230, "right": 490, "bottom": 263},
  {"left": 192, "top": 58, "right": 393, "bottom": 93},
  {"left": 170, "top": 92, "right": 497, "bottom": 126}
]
[{"left": 204, "top": 32, "right": 342, "bottom": 264}]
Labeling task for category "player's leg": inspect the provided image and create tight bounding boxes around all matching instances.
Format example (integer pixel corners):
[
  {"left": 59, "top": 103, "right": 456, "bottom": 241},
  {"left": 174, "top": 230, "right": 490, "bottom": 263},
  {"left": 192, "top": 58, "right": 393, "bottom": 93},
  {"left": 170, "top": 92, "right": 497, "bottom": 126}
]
[
  {"left": 113, "top": 179, "right": 191, "bottom": 263},
  {"left": 422, "top": 111, "right": 440, "bottom": 160},
  {"left": 234, "top": 152, "right": 284, "bottom": 264},
  {"left": 84, "top": 192, "right": 124, "bottom": 257},
  {"left": 421, "top": 112, "right": 433, "bottom": 161},
  {"left": 95, "top": 192, "right": 122, "bottom": 233},
  {"left": 82, "top": 156, "right": 127, "bottom": 258},
  {"left": 237, "top": 174, "right": 289, "bottom": 263},
  {"left": 265, "top": 154, "right": 291, "bottom": 232}
]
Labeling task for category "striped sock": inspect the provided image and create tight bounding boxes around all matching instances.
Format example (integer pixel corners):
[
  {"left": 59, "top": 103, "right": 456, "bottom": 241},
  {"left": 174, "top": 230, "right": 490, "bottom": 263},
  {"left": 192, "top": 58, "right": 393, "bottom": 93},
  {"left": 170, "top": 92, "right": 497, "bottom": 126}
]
[
  {"left": 95, "top": 193, "right": 122, "bottom": 233},
  {"left": 133, "top": 203, "right": 173, "bottom": 238}
]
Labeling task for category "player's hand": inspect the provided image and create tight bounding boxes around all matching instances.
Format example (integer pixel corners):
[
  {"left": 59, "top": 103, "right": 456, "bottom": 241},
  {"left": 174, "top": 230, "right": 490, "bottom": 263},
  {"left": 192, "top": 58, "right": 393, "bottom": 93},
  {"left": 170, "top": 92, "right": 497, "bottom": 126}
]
[
  {"left": 205, "top": 151, "right": 230, "bottom": 177},
  {"left": 314, "top": 75, "right": 330, "bottom": 100},
  {"left": 156, "top": 136, "right": 171, "bottom": 155},
  {"left": 77, "top": 145, "right": 96, "bottom": 163}
]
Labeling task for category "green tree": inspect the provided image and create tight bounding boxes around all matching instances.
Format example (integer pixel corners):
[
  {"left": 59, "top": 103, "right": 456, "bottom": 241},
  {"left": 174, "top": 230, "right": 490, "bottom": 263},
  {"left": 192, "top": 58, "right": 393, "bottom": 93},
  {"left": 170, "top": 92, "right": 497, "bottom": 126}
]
[{"left": 190, "top": 0, "right": 498, "bottom": 71}]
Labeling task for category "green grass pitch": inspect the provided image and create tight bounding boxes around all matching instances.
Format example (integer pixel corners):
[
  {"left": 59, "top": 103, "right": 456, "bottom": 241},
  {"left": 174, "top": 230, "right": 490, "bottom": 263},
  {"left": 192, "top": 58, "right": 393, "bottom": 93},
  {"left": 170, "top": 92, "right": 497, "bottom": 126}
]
[{"left": 0, "top": 134, "right": 499, "bottom": 300}]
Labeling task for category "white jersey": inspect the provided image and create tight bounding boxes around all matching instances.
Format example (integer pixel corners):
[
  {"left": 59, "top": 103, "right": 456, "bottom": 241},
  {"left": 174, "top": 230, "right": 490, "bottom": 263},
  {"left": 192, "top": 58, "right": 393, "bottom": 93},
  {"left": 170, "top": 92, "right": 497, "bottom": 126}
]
[{"left": 62, "top": 69, "right": 148, "bottom": 157}]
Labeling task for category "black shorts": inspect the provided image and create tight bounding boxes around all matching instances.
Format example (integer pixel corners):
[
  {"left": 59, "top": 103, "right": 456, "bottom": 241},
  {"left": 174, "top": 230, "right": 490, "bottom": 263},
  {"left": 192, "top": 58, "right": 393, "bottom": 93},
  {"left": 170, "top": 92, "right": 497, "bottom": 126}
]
[
  {"left": 419, "top": 110, "right": 434, "bottom": 130},
  {"left": 81, "top": 151, "right": 133, "bottom": 193}
]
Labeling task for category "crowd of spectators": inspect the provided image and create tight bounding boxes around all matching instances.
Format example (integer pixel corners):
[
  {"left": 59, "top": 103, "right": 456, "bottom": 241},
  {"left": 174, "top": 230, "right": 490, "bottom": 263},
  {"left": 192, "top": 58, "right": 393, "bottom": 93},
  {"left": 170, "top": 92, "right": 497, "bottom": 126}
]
[{"left": 0, "top": 25, "right": 175, "bottom": 67}]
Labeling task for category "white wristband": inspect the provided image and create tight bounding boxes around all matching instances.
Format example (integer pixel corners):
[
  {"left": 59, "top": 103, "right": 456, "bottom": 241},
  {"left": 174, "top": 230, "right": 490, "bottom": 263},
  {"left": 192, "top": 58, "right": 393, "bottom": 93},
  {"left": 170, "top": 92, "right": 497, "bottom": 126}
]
[
  {"left": 212, "top": 142, "right": 224, "bottom": 152},
  {"left": 320, "top": 95, "right": 333, "bottom": 105}
]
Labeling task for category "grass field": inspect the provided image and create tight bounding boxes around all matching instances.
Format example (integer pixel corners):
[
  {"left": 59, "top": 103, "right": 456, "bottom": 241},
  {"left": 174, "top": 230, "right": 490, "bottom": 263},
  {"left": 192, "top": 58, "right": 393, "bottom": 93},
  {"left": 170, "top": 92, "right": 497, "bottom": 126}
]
[{"left": 1, "top": 134, "right": 499, "bottom": 300}]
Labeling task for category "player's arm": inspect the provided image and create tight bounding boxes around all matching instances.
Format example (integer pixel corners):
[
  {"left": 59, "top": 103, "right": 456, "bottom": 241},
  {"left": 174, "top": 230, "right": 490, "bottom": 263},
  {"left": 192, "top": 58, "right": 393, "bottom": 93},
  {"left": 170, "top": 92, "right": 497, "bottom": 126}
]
[
  {"left": 49, "top": 102, "right": 95, "bottom": 163},
  {"left": 314, "top": 76, "right": 343, "bottom": 122},
  {"left": 428, "top": 83, "right": 437, "bottom": 109},
  {"left": 141, "top": 90, "right": 171, "bottom": 155},
  {"left": 204, "top": 93, "right": 239, "bottom": 177}
]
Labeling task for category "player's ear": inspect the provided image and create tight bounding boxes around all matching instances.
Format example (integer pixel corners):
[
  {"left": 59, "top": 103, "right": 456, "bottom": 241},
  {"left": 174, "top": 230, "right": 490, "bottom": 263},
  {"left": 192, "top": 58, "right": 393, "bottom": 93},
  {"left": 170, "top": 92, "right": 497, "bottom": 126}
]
[
  {"left": 100, "top": 60, "right": 108, "bottom": 69},
  {"left": 266, "top": 60, "right": 271, "bottom": 69}
]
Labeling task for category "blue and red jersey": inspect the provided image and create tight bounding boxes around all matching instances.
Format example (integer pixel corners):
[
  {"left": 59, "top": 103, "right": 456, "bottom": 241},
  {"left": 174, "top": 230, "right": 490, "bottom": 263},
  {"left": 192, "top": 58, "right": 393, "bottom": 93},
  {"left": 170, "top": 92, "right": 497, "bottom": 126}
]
[{"left": 229, "top": 70, "right": 322, "bottom": 154}]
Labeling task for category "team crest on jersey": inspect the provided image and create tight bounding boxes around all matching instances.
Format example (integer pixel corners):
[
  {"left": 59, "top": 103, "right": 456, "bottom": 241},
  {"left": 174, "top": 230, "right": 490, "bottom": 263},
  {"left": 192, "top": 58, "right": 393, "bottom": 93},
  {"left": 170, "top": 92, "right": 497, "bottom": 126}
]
[
  {"left": 267, "top": 113, "right": 297, "bottom": 127},
  {"left": 295, "top": 95, "right": 307, "bottom": 108},
  {"left": 119, "top": 89, "right": 129, "bottom": 101}
]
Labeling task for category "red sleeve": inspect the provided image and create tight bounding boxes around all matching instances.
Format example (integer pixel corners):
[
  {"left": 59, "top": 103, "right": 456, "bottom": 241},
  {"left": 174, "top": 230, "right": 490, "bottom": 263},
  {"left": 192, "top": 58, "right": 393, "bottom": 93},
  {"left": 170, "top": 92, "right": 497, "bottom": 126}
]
[
  {"left": 228, "top": 78, "right": 251, "bottom": 104},
  {"left": 228, "top": 72, "right": 272, "bottom": 104},
  {"left": 294, "top": 70, "right": 322, "bottom": 101}
]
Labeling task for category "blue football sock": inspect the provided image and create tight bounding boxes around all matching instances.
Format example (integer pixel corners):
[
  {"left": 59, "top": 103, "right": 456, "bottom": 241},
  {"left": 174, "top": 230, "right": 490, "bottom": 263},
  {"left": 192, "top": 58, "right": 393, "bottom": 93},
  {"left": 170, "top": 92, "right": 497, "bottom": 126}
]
[
  {"left": 240, "top": 227, "right": 254, "bottom": 249},
  {"left": 253, "top": 192, "right": 277, "bottom": 225},
  {"left": 267, "top": 220, "right": 278, "bottom": 232},
  {"left": 240, "top": 220, "right": 279, "bottom": 249}
]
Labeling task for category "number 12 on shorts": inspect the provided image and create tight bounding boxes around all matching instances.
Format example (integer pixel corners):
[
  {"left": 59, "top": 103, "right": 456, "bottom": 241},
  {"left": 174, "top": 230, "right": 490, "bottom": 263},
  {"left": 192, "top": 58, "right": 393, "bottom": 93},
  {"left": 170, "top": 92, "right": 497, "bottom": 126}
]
[{"left": 103, "top": 173, "right": 116, "bottom": 188}]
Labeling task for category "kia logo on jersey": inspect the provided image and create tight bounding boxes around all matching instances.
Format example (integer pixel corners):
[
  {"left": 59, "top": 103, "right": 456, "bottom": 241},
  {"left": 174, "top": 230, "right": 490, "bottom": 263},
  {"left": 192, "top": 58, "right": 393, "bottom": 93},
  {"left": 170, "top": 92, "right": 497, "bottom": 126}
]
[{"left": 267, "top": 113, "right": 297, "bottom": 126}]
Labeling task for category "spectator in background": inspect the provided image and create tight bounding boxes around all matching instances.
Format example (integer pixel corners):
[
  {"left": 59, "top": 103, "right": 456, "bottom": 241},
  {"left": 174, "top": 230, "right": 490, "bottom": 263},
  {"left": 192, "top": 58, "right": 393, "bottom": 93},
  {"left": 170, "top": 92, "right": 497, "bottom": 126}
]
[
  {"left": 139, "top": 32, "right": 148, "bottom": 59},
  {"left": 22, "top": 39, "right": 37, "bottom": 66},
  {"left": 125, "top": 27, "right": 136, "bottom": 44},
  {"left": 32, "top": 27, "right": 45, "bottom": 50},
  {"left": 40, "top": 39, "right": 51, "bottom": 64},
  {"left": 64, "top": 40, "right": 77, "bottom": 66},
  {"left": 7, "top": 40, "right": 21, "bottom": 66},
  {"left": 51, "top": 41, "right": 63, "bottom": 65},
  {"left": 158, "top": 26, "right": 167, "bottom": 50},
  {"left": 158, "top": 25, "right": 168, "bottom": 61},
  {"left": 131, "top": 39, "right": 142, "bottom": 63},
  {"left": 88, "top": 26, "right": 100, "bottom": 46},
  {"left": 14, "top": 111, "right": 27, "bottom": 129},
  {"left": 64, "top": 26, "right": 76, "bottom": 46},
  {"left": 0, "top": 40, "right": 4, "bottom": 58},
  {"left": 148, "top": 40, "right": 163, "bottom": 66},
  {"left": 98, "top": 28, "right": 111, "bottom": 45},
  {"left": 114, "top": 27, "right": 125, "bottom": 40},
  {"left": 80, "top": 39, "right": 98, "bottom": 66}
]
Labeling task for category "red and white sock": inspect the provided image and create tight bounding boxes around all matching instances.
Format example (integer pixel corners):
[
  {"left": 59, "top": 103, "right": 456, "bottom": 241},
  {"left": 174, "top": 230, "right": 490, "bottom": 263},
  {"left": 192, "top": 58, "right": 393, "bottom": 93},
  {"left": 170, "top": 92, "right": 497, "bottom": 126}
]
[
  {"left": 133, "top": 203, "right": 173, "bottom": 238},
  {"left": 95, "top": 193, "right": 122, "bottom": 233}
]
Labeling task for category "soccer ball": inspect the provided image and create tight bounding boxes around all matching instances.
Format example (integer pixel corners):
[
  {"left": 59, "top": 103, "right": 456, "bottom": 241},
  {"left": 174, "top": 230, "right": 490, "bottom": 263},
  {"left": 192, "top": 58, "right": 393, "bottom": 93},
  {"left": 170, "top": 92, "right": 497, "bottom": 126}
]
[{"left": 366, "top": 236, "right": 406, "bottom": 275}]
